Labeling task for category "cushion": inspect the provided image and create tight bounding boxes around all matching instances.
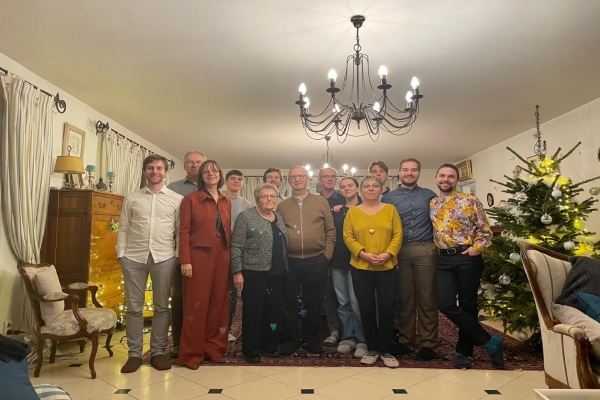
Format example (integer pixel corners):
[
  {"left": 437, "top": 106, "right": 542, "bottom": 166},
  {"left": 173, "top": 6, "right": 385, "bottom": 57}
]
[
  {"left": 552, "top": 302, "right": 600, "bottom": 360},
  {"left": 35, "top": 265, "right": 64, "bottom": 325},
  {"left": 578, "top": 292, "right": 600, "bottom": 323},
  {"left": 556, "top": 256, "right": 600, "bottom": 310},
  {"left": 33, "top": 384, "right": 73, "bottom": 400},
  {"left": 40, "top": 308, "right": 117, "bottom": 336},
  {"left": 0, "top": 358, "right": 39, "bottom": 400}
]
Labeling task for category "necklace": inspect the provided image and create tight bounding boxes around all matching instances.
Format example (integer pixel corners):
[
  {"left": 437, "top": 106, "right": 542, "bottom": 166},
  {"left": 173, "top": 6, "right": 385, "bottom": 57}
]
[
  {"left": 256, "top": 207, "right": 275, "bottom": 221},
  {"left": 361, "top": 203, "right": 382, "bottom": 234}
]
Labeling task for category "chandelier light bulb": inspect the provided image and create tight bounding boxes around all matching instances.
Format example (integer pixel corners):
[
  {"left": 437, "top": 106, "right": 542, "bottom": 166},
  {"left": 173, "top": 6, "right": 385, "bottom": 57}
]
[
  {"left": 328, "top": 69, "right": 337, "bottom": 82},
  {"left": 324, "top": 163, "right": 329, "bottom": 168},
  {"left": 305, "top": 164, "right": 311, "bottom": 172},
  {"left": 373, "top": 102, "right": 381, "bottom": 113},
  {"left": 406, "top": 91, "right": 414, "bottom": 103},
  {"left": 299, "top": 83, "right": 307, "bottom": 95},
  {"left": 303, "top": 96, "right": 310, "bottom": 109},
  {"left": 308, "top": 170, "right": 314, "bottom": 177},
  {"left": 343, "top": 164, "right": 348, "bottom": 171},
  {"left": 332, "top": 104, "right": 341, "bottom": 114},
  {"left": 411, "top": 76, "right": 420, "bottom": 89},
  {"left": 378, "top": 65, "right": 388, "bottom": 78},
  {"left": 350, "top": 167, "right": 356, "bottom": 174}
]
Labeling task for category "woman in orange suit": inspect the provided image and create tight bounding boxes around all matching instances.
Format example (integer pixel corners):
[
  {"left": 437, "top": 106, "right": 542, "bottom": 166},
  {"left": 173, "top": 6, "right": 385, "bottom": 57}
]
[{"left": 178, "top": 160, "right": 232, "bottom": 369}]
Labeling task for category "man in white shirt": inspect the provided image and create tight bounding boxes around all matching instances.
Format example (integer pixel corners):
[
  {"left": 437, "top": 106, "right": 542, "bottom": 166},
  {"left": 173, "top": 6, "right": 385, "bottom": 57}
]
[{"left": 117, "top": 155, "right": 183, "bottom": 373}]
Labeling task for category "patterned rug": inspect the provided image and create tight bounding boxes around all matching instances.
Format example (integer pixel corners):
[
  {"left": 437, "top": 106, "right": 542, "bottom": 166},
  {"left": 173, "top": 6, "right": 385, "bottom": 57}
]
[{"left": 144, "top": 302, "right": 543, "bottom": 371}]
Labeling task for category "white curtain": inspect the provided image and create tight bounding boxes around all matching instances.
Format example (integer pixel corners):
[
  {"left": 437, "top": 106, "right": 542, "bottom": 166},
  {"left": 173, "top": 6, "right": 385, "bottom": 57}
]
[
  {"left": 240, "top": 176, "right": 261, "bottom": 205},
  {"left": 100, "top": 130, "right": 147, "bottom": 195},
  {"left": 0, "top": 72, "right": 54, "bottom": 334}
]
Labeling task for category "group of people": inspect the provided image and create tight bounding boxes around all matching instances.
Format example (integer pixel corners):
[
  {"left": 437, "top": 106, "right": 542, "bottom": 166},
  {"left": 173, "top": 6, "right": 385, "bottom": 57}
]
[{"left": 116, "top": 151, "right": 505, "bottom": 372}]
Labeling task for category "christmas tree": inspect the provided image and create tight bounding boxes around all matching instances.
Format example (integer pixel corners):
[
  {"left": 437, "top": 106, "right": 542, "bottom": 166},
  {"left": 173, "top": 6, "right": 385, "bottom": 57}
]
[{"left": 479, "top": 105, "right": 600, "bottom": 345}]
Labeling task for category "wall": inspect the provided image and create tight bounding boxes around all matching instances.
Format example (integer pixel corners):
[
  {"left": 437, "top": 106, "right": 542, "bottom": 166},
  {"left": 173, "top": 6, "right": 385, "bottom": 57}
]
[
  {"left": 467, "top": 98, "right": 600, "bottom": 234},
  {"left": 0, "top": 52, "right": 184, "bottom": 331}
]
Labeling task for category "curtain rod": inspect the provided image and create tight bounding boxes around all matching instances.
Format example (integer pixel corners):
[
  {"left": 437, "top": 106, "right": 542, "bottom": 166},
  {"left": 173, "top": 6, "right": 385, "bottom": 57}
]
[
  {"left": 107, "top": 127, "right": 175, "bottom": 169},
  {"left": 0, "top": 66, "right": 67, "bottom": 113}
]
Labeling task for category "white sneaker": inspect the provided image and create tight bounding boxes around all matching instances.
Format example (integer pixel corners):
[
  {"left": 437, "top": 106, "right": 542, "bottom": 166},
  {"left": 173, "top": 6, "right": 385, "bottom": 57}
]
[{"left": 228, "top": 333, "right": 236, "bottom": 342}]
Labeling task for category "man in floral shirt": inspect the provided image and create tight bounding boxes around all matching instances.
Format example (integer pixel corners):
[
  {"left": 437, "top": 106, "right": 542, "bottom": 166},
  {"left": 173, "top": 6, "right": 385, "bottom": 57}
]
[{"left": 430, "top": 163, "right": 504, "bottom": 369}]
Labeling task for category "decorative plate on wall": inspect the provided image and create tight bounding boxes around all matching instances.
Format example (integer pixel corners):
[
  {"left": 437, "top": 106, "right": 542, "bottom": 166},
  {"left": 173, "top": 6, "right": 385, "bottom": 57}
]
[{"left": 487, "top": 193, "right": 494, "bottom": 207}]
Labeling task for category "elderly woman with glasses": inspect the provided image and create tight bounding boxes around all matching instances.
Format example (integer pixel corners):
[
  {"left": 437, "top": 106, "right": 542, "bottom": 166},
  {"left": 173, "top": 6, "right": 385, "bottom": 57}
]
[
  {"left": 178, "top": 160, "right": 232, "bottom": 370},
  {"left": 343, "top": 176, "right": 402, "bottom": 368},
  {"left": 230, "top": 183, "right": 288, "bottom": 363}
]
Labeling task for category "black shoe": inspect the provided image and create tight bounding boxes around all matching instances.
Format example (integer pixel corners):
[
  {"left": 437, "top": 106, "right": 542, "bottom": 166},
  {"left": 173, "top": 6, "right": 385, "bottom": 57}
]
[
  {"left": 170, "top": 346, "right": 179, "bottom": 359},
  {"left": 486, "top": 335, "right": 505, "bottom": 369},
  {"left": 415, "top": 347, "right": 437, "bottom": 361},
  {"left": 302, "top": 340, "right": 324, "bottom": 354},
  {"left": 242, "top": 354, "right": 261, "bottom": 364},
  {"left": 261, "top": 350, "right": 281, "bottom": 358},
  {"left": 390, "top": 342, "right": 414, "bottom": 356},
  {"left": 452, "top": 353, "right": 472, "bottom": 369},
  {"left": 280, "top": 341, "right": 300, "bottom": 356}
]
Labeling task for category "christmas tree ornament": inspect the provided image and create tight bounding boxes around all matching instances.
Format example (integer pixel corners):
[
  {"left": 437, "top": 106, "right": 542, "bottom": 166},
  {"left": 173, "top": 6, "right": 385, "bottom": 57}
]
[
  {"left": 518, "top": 331, "right": 529, "bottom": 341},
  {"left": 541, "top": 213, "right": 553, "bottom": 224},
  {"left": 574, "top": 220, "right": 585, "bottom": 230},
  {"left": 551, "top": 188, "right": 562, "bottom": 198},
  {"left": 509, "top": 253, "right": 521, "bottom": 262},
  {"left": 499, "top": 273, "right": 511, "bottom": 285},
  {"left": 563, "top": 241, "right": 575, "bottom": 250},
  {"left": 477, "top": 286, "right": 483, "bottom": 295},
  {"left": 514, "top": 192, "right": 528, "bottom": 202},
  {"left": 590, "top": 186, "right": 600, "bottom": 196},
  {"left": 501, "top": 230, "right": 509, "bottom": 238}
]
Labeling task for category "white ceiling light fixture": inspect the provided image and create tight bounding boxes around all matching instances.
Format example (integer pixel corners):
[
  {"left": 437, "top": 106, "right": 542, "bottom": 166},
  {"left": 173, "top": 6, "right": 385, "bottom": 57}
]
[{"left": 295, "top": 15, "right": 424, "bottom": 143}]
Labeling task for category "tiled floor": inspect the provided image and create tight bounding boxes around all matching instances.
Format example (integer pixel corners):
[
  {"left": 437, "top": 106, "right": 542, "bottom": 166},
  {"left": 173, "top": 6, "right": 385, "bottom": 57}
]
[{"left": 28, "top": 330, "right": 548, "bottom": 400}]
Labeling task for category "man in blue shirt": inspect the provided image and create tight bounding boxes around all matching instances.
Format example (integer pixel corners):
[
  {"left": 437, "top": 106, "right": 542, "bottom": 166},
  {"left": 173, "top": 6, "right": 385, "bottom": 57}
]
[{"left": 382, "top": 158, "right": 438, "bottom": 361}]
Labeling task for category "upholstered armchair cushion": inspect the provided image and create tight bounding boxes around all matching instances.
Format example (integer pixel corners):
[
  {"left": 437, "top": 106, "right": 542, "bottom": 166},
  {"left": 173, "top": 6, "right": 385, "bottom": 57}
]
[
  {"left": 40, "top": 308, "right": 117, "bottom": 336},
  {"left": 557, "top": 256, "right": 600, "bottom": 310},
  {"left": 552, "top": 303, "right": 600, "bottom": 360},
  {"left": 525, "top": 250, "right": 572, "bottom": 316},
  {"left": 35, "top": 265, "right": 64, "bottom": 324},
  {"left": 578, "top": 292, "right": 600, "bottom": 323}
]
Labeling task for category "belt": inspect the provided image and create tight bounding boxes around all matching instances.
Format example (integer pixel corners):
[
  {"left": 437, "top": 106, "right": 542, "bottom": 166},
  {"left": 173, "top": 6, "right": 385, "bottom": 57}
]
[{"left": 438, "top": 245, "right": 471, "bottom": 255}]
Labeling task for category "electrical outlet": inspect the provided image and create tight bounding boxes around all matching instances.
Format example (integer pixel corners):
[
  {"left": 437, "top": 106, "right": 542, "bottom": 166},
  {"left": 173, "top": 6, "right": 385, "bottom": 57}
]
[{"left": 2, "top": 320, "right": 13, "bottom": 335}]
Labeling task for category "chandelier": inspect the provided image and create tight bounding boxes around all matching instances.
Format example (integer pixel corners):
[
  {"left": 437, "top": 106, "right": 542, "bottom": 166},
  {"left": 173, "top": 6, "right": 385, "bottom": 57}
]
[{"left": 295, "top": 15, "right": 424, "bottom": 142}]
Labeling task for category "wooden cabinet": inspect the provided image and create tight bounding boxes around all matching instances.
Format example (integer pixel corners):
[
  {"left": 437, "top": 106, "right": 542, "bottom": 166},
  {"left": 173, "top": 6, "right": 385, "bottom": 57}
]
[{"left": 41, "top": 189, "right": 125, "bottom": 320}]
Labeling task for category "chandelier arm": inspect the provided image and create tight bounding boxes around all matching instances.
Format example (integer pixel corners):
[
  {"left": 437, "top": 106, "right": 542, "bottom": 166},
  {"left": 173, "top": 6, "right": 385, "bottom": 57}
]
[{"left": 363, "top": 114, "right": 381, "bottom": 141}]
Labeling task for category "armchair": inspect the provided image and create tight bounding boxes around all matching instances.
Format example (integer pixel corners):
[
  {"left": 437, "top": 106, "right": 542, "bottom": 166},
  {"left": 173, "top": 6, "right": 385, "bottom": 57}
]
[
  {"left": 17, "top": 262, "right": 117, "bottom": 379},
  {"left": 520, "top": 243, "right": 600, "bottom": 389}
]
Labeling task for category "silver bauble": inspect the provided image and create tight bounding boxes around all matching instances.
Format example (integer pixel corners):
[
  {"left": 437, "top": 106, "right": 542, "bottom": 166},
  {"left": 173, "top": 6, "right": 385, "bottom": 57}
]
[
  {"left": 477, "top": 287, "right": 483, "bottom": 295},
  {"left": 551, "top": 188, "right": 562, "bottom": 198},
  {"left": 518, "top": 331, "right": 529, "bottom": 341},
  {"left": 564, "top": 241, "right": 576, "bottom": 250},
  {"left": 541, "top": 213, "right": 553, "bottom": 224},
  {"left": 590, "top": 187, "right": 600, "bottom": 196},
  {"left": 499, "top": 274, "right": 511, "bottom": 285},
  {"left": 509, "top": 253, "right": 521, "bottom": 262}
]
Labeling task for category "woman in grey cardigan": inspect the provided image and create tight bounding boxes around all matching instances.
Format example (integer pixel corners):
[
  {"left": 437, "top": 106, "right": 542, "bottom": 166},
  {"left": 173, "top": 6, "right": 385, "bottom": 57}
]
[{"left": 230, "top": 183, "right": 288, "bottom": 363}]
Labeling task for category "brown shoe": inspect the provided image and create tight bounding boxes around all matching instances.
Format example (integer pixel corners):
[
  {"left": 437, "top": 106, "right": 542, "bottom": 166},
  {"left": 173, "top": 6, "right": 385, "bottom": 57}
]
[
  {"left": 121, "top": 357, "right": 142, "bottom": 373},
  {"left": 151, "top": 354, "right": 172, "bottom": 370}
]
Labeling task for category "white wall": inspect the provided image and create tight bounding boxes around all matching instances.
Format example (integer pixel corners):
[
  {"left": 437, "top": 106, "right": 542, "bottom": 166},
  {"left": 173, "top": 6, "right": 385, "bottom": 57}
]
[
  {"left": 0, "top": 52, "right": 184, "bottom": 330},
  {"left": 468, "top": 98, "right": 600, "bottom": 234}
]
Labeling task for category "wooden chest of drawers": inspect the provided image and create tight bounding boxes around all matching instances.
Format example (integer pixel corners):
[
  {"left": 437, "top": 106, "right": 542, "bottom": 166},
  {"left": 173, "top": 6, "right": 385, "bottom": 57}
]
[{"left": 41, "top": 189, "right": 125, "bottom": 320}]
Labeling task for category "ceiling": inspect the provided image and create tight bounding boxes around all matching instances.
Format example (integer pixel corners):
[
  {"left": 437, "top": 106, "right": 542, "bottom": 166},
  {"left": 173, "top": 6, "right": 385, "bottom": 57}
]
[{"left": 2, "top": 0, "right": 600, "bottom": 170}]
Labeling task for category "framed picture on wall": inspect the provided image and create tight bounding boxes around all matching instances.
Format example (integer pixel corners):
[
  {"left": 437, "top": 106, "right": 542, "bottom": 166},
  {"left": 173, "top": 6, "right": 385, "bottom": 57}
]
[
  {"left": 456, "top": 160, "right": 472, "bottom": 182},
  {"left": 62, "top": 123, "right": 85, "bottom": 157}
]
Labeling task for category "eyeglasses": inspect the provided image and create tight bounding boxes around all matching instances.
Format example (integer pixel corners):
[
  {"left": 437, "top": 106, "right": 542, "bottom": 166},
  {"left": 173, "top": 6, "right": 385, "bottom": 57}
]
[
  {"left": 288, "top": 175, "right": 306, "bottom": 180},
  {"left": 202, "top": 169, "right": 220, "bottom": 175},
  {"left": 362, "top": 184, "right": 381, "bottom": 189},
  {"left": 260, "top": 195, "right": 277, "bottom": 200},
  {"left": 320, "top": 175, "right": 337, "bottom": 179}
]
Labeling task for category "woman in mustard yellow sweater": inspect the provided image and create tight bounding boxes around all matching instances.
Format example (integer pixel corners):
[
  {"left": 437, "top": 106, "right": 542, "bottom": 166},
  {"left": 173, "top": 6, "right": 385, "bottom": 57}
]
[{"left": 343, "top": 176, "right": 402, "bottom": 368}]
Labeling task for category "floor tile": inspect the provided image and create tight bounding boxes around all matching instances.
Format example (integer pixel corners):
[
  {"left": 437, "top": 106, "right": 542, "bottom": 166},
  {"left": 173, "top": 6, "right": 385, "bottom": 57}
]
[
  {"left": 99, "top": 365, "right": 177, "bottom": 389},
  {"left": 437, "top": 369, "right": 518, "bottom": 390},
  {"left": 354, "top": 368, "right": 431, "bottom": 389},
  {"left": 268, "top": 367, "right": 346, "bottom": 388},
  {"left": 236, "top": 365, "right": 295, "bottom": 377},
  {"left": 127, "top": 377, "right": 209, "bottom": 400},
  {"left": 58, "top": 378, "right": 119, "bottom": 400},
  {"left": 318, "top": 377, "right": 396, "bottom": 400},
  {"left": 185, "top": 366, "right": 263, "bottom": 389},
  {"left": 496, "top": 378, "right": 547, "bottom": 400},
  {"left": 79, "top": 351, "right": 130, "bottom": 376},
  {"left": 170, "top": 364, "right": 219, "bottom": 377},
  {"left": 407, "top": 378, "right": 490, "bottom": 400},
  {"left": 222, "top": 377, "right": 298, "bottom": 400},
  {"left": 480, "top": 396, "right": 524, "bottom": 400},
  {"left": 93, "top": 395, "right": 137, "bottom": 400},
  {"left": 382, "top": 395, "right": 428, "bottom": 400},
  {"left": 493, "top": 370, "right": 529, "bottom": 378},
  {"left": 286, "top": 395, "right": 332, "bottom": 400},
  {"left": 518, "top": 371, "right": 546, "bottom": 384},
  {"left": 402, "top": 368, "right": 451, "bottom": 377},
  {"left": 317, "top": 367, "right": 370, "bottom": 377},
  {"left": 29, "top": 366, "right": 92, "bottom": 386}
]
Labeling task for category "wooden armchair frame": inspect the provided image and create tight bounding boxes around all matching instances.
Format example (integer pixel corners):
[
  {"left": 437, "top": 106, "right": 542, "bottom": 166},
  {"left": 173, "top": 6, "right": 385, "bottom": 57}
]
[{"left": 17, "top": 262, "right": 115, "bottom": 379}]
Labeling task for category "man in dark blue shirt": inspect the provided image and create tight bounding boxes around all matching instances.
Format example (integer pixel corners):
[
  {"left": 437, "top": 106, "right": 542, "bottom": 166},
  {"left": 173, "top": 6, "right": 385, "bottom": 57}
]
[{"left": 382, "top": 158, "right": 438, "bottom": 361}]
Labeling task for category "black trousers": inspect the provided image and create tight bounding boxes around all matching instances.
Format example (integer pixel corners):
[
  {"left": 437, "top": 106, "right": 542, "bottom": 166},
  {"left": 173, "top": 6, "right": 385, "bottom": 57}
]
[
  {"left": 436, "top": 253, "right": 491, "bottom": 356},
  {"left": 281, "top": 255, "right": 328, "bottom": 344},
  {"left": 170, "top": 265, "right": 183, "bottom": 347},
  {"left": 351, "top": 266, "right": 398, "bottom": 354},
  {"left": 241, "top": 274, "right": 283, "bottom": 358}
]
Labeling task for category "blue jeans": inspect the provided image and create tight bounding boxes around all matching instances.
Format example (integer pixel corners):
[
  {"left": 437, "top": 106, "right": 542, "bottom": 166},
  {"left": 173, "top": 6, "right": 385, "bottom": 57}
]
[{"left": 331, "top": 268, "right": 365, "bottom": 343}]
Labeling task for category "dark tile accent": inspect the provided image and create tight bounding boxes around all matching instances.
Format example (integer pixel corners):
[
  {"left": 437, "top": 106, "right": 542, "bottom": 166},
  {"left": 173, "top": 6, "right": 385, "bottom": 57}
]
[
  {"left": 68, "top": 363, "right": 83, "bottom": 367},
  {"left": 114, "top": 389, "right": 131, "bottom": 394},
  {"left": 208, "top": 389, "right": 223, "bottom": 394},
  {"left": 392, "top": 389, "right": 408, "bottom": 394},
  {"left": 485, "top": 389, "right": 502, "bottom": 395},
  {"left": 301, "top": 389, "right": 315, "bottom": 394}
]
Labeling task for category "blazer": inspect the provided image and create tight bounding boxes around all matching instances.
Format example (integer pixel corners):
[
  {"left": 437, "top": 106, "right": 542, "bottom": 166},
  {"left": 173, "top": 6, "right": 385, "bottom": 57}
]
[
  {"left": 179, "top": 190, "right": 231, "bottom": 264},
  {"left": 230, "top": 207, "right": 288, "bottom": 274}
]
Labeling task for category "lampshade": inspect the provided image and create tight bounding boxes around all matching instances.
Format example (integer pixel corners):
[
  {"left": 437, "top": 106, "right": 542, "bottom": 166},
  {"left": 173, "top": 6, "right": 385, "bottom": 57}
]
[{"left": 54, "top": 156, "right": 85, "bottom": 174}]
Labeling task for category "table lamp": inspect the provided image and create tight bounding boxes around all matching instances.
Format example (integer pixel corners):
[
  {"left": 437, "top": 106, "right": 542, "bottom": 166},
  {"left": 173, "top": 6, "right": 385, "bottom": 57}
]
[{"left": 54, "top": 147, "right": 85, "bottom": 188}]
